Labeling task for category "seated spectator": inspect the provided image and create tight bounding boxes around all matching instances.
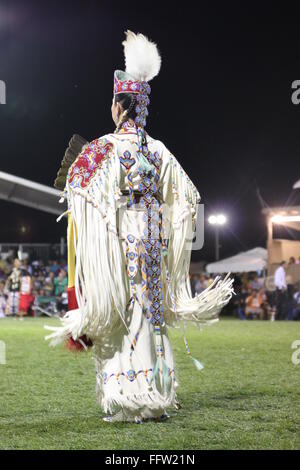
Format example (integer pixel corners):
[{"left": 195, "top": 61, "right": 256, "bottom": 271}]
[
  {"left": 34, "top": 270, "right": 45, "bottom": 291},
  {"left": 57, "top": 285, "right": 68, "bottom": 317},
  {"left": 54, "top": 269, "right": 68, "bottom": 296},
  {"left": 234, "top": 285, "right": 249, "bottom": 320},
  {"left": 194, "top": 275, "right": 202, "bottom": 294},
  {"left": 245, "top": 289, "right": 264, "bottom": 320},
  {"left": 261, "top": 290, "right": 272, "bottom": 320},
  {"left": 249, "top": 273, "right": 263, "bottom": 291},
  {"left": 31, "top": 260, "right": 40, "bottom": 277},
  {"left": 60, "top": 259, "right": 68, "bottom": 272},
  {"left": 44, "top": 271, "right": 55, "bottom": 296},
  {"left": 50, "top": 260, "right": 60, "bottom": 276},
  {"left": 194, "top": 274, "right": 206, "bottom": 295},
  {"left": 206, "top": 275, "right": 214, "bottom": 287}
]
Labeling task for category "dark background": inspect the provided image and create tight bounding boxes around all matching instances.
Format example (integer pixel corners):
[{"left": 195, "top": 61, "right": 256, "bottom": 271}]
[{"left": 0, "top": 0, "right": 300, "bottom": 261}]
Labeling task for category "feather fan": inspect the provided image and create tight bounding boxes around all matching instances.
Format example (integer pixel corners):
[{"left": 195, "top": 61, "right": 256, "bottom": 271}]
[{"left": 54, "top": 134, "right": 88, "bottom": 190}]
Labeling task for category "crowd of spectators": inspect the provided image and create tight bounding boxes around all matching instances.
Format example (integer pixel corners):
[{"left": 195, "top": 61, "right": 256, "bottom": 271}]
[
  {"left": 1, "top": 253, "right": 300, "bottom": 321},
  {"left": 0, "top": 255, "right": 68, "bottom": 318},
  {"left": 190, "top": 269, "right": 300, "bottom": 321}
]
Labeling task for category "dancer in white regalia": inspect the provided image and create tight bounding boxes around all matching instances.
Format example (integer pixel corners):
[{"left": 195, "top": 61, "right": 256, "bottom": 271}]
[{"left": 46, "top": 30, "right": 234, "bottom": 423}]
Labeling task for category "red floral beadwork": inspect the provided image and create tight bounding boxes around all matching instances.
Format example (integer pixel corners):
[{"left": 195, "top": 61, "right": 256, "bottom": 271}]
[{"left": 68, "top": 138, "right": 113, "bottom": 189}]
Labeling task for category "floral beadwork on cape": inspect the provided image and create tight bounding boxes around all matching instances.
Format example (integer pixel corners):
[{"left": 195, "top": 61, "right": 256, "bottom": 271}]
[{"left": 68, "top": 138, "right": 113, "bottom": 189}]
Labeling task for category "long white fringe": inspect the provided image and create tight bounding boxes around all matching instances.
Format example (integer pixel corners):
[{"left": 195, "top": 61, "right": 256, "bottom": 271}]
[
  {"left": 45, "top": 150, "right": 130, "bottom": 344},
  {"left": 98, "top": 386, "right": 177, "bottom": 415},
  {"left": 44, "top": 308, "right": 82, "bottom": 346},
  {"left": 45, "top": 140, "right": 235, "bottom": 346},
  {"left": 160, "top": 148, "right": 235, "bottom": 324}
]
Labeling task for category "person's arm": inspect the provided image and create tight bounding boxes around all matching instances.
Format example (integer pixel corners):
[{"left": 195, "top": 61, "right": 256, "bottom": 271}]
[{"left": 282, "top": 271, "right": 287, "bottom": 289}]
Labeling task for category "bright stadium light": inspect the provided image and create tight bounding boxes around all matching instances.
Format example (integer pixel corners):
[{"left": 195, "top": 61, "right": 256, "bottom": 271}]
[
  {"left": 208, "top": 215, "right": 217, "bottom": 225},
  {"left": 208, "top": 214, "right": 227, "bottom": 226},
  {"left": 208, "top": 213, "right": 227, "bottom": 260},
  {"left": 217, "top": 214, "right": 227, "bottom": 225}
]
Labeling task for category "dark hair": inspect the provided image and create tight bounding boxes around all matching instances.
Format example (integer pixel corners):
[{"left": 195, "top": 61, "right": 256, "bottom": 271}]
[{"left": 114, "top": 93, "right": 137, "bottom": 120}]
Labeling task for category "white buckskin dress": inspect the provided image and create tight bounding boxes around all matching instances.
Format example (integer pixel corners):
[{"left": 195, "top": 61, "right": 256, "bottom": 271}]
[{"left": 45, "top": 121, "right": 234, "bottom": 422}]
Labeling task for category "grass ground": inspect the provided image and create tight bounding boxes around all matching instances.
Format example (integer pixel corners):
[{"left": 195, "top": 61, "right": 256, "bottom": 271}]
[{"left": 0, "top": 317, "right": 299, "bottom": 450}]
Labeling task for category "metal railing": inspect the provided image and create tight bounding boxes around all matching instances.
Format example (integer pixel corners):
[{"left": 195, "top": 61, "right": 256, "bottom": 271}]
[{"left": 0, "top": 239, "right": 66, "bottom": 261}]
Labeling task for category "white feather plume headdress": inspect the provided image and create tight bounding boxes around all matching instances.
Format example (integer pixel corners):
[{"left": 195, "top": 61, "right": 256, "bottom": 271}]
[{"left": 122, "top": 30, "right": 161, "bottom": 82}]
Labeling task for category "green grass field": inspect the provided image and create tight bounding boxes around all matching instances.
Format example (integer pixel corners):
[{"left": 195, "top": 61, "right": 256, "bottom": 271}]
[{"left": 0, "top": 317, "right": 299, "bottom": 450}]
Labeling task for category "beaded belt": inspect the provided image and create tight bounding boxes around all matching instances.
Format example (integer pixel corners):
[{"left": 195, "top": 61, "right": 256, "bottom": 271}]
[{"left": 121, "top": 190, "right": 163, "bottom": 204}]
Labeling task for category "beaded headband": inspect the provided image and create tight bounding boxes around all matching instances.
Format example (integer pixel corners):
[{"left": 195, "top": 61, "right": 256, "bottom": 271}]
[{"left": 114, "top": 70, "right": 151, "bottom": 128}]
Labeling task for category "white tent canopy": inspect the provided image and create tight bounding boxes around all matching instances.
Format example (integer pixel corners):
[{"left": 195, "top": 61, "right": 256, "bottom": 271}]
[
  {"left": 0, "top": 171, "right": 63, "bottom": 215},
  {"left": 206, "top": 247, "right": 268, "bottom": 274},
  {"left": 293, "top": 179, "right": 300, "bottom": 189}
]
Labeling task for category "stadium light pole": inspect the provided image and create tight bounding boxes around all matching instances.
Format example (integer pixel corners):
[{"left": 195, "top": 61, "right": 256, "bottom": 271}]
[{"left": 208, "top": 214, "right": 227, "bottom": 261}]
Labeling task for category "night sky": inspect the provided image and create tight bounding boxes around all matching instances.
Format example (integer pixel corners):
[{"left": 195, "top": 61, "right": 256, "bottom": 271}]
[{"left": 1, "top": 1, "right": 300, "bottom": 261}]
